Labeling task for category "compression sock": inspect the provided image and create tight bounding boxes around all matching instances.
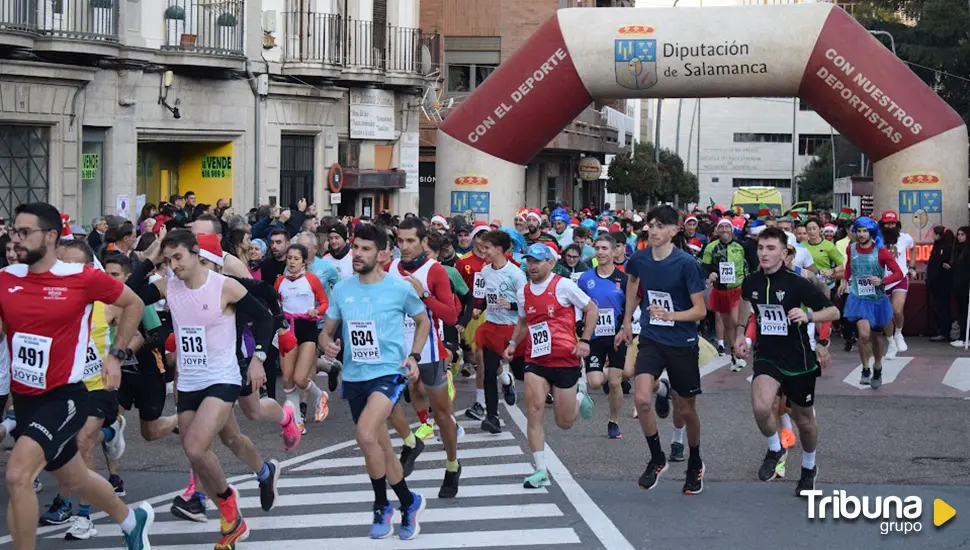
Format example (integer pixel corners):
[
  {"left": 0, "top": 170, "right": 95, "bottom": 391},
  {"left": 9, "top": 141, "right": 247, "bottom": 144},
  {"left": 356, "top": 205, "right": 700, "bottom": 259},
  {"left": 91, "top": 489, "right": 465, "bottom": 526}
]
[
  {"left": 403, "top": 432, "right": 416, "bottom": 449},
  {"left": 767, "top": 432, "right": 782, "bottom": 452},
  {"left": 671, "top": 426, "right": 685, "bottom": 445},
  {"left": 780, "top": 414, "right": 793, "bottom": 432},
  {"left": 256, "top": 461, "right": 271, "bottom": 483}
]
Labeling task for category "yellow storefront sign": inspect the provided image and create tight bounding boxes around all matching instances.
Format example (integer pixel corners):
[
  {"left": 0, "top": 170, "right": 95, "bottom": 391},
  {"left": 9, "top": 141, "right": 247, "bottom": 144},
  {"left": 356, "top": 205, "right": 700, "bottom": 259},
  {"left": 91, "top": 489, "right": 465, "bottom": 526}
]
[
  {"left": 179, "top": 142, "right": 234, "bottom": 205},
  {"left": 202, "top": 156, "right": 232, "bottom": 179}
]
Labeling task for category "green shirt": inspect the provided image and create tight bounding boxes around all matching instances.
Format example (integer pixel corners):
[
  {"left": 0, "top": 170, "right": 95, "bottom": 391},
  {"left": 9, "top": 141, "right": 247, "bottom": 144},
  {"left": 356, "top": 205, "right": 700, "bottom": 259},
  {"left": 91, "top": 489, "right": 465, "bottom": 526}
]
[
  {"left": 804, "top": 239, "right": 844, "bottom": 289},
  {"left": 444, "top": 265, "right": 469, "bottom": 296},
  {"left": 701, "top": 239, "right": 748, "bottom": 290}
]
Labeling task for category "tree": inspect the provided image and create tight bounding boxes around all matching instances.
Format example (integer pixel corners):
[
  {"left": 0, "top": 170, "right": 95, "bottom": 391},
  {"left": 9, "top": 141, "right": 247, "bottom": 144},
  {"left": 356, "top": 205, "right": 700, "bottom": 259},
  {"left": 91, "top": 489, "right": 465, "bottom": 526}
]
[
  {"left": 607, "top": 142, "right": 698, "bottom": 208},
  {"left": 796, "top": 142, "right": 836, "bottom": 210}
]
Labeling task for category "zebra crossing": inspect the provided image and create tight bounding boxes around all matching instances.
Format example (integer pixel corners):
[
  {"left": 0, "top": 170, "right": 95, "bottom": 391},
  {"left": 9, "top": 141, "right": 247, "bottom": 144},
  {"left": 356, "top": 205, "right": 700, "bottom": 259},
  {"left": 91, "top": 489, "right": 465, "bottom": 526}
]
[{"left": 38, "top": 409, "right": 632, "bottom": 550}]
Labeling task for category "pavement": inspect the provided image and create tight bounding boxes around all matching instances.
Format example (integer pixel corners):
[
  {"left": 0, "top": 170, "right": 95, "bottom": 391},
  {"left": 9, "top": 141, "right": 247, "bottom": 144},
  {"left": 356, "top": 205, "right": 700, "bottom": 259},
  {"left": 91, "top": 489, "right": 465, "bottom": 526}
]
[{"left": 0, "top": 336, "right": 968, "bottom": 549}]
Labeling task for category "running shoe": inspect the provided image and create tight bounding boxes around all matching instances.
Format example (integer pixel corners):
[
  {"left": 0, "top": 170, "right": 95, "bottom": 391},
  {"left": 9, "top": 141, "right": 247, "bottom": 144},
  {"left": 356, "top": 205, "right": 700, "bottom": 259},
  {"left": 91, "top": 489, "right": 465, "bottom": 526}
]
[
  {"left": 870, "top": 368, "right": 883, "bottom": 389},
  {"left": 369, "top": 503, "right": 394, "bottom": 539},
  {"left": 439, "top": 463, "right": 462, "bottom": 498},
  {"left": 545, "top": 393, "right": 554, "bottom": 405},
  {"left": 398, "top": 492, "right": 426, "bottom": 541},
  {"left": 464, "top": 402, "right": 485, "bottom": 421},
  {"left": 780, "top": 428, "right": 797, "bottom": 450},
  {"left": 638, "top": 459, "right": 668, "bottom": 490},
  {"left": 299, "top": 402, "right": 308, "bottom": 420},
  {"left": 327, "top": 362, "right": 342, "bottom": 392},
  {"left": 632, "top": 403, "right": 638, "bottom": 419},
  {"left": 415, "top": 422, "right": 435, "bottom": 441},
  {"left": 399, "top": 437, "right": 425, "bottom": 477},
  {"left": 258, "top": 459, "right": 279, "bottom": 512},
  {"left": 730, "top": 355, "right": 744, "bottom": 372},
  {"left": 669, "top": 442, "right": 685, "bottom": 462},
  {"left": 447, "top": 370, "right": 456, "bottom": 402},
  {"left": 171, "top": 493, "right": 207, "bottom": 523},
  {"left": 502, "top": 374, "right": 516, "bottom": 406},
  {"left": 579, "top": 389, "right": 594, "bottom": 419},
  {"left": 280, "top": 403, "right": 302, "bottom": 451},
  {"left": 895, "top": 332, "right": 908, "bottom": 353},
  {"left": 460, "top": 364, "right": 473, "bottom": 377},
  {"left": 39, "top": 495, "right": 72, "bottom": 525},
  {"left": 314, "top": 390, "right": 330, "bottom": 423},
  {"left": 654, "top": 379, "right": 671, "bottom": 419},
  {"left": 844, "top": 337, "right": 855, "bottom": 352},
  {"left": 481, "top": 414, "right": 502, "bottom": 434},
  {"left": 950, "top": 339, "right": 966, "bottom": 348},
  {"left": 299, "top": 421, "right": 306, "bottom": 435},
  {"left": 683, "top": 461, "right": 705, "bottom": 495},
  {"left": 109, "top": 474, "right": 126, "bottom": 496},
  {"left": 523, "top": 469, "right": 550, "bottom": 489},
  {"left": 859, "top": 367, "right": 872, "bottom": 386},
  {"left": 607, "top": 421, "right": 622, "bottom": 439},
  {"left": 104, "top": 415, "right": 127, "bottom": 461},
  {"left": 758, "top": 449, "right": 787, "bottom": 481},
  {"left": 795, "top": 466, "right": 818, "bottom": 497},
  {"left": 33, "top": 478, "right": 42, "bottom": 493},
  {"left": 717, "top": 344, "right": 726, "bottom": 356},
  {"left": 621, "top": 379, "right": 632, "bottom": 394},
  {"left": 122, "top": 502, "right": 154, "bottom": 550},
  {"left": 215, "top": 494, "right": 248, "bottom": 550},
  {"left": 65, "top": 515, "right": 98, "bottom": 540},
  {"left": 885, "top": 339, "right": 898, "bottom": 359}
]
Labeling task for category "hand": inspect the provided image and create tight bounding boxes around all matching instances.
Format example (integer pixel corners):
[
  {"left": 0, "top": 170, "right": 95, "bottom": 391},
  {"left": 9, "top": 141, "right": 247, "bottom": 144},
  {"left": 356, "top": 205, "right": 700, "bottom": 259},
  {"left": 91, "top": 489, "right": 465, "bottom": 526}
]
[
  {"left": 101, "top": 355, "right": 122, "bottom": 391},
  {"left": 734, "top": 336, "right": 749, "bottom": 359},
  {"left": 502, "top": 343, "right": 516, "bottom": 360},
  {"left": 497, "top": 298, "right": 512, "bottom": 310},
  {"left": 615, "top": 325, "right": 632, "bottom": 348},
  {"left": 943, "top": 263, "right": 952, "bottom": 270},
  {"left": 298, "top": 198, "right": 307, "bottom": 212},
  {"left": 280, "top": 209, "right": 292, "bottom": 223},
  {"left": 838, "top": 281, "right": 848, "bottom": 297},
  {"left": 456, "top": 324, "right": 465, "bottom": 333},
  {"left": 708, "top": 272, "right": 717, "bottom": 284},
  {"left": 815, "top": 344, "right": 831, "bottom": 369},
  {"left": 787, "top": 308, "right": 809, "bottom": 324},
  {"left": 572, "top": 340, "right": 590, "bottom": 358},
  {"left": 306, "top": 309, "right": 318, "bottom": 317},
  {"left": 648, "top": 304, "right": 671, "bottom": 321},
  {"left": 472, "top": 308, "right": 481, "bottom": 320},
  {"left": 248, "top": 358, "right": 266, "bottom": 394},
  {"left": 406, "top": 275, "right": 425, "bottom": 296},
  {"left": 323, "top": 338, "right": 341, "bottom": 362},
  {"left": 867, "top": 276, "right": 883, "bottom": 286},
  {"left": 403, "top": 355, "right": 420, "bottom": 380}
]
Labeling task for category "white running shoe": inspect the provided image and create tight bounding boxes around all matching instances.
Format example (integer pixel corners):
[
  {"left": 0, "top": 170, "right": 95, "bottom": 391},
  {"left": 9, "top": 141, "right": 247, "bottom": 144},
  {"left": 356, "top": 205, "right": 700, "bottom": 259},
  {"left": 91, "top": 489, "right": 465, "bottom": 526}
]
[
  {"left": 885, "top": 339, "right": 898, "bottom": 360},
  {"left": 65, "top": 516, "right": 98, "bottom": 540},
  {"left": 895, "top": 332, "right": 908, "bottom": 353},
  {"left": 950, "top": 340, "right": 966, "bottom": 348},
  {"left": 104, "top": 416, "right": 126, "bottom": 461}
]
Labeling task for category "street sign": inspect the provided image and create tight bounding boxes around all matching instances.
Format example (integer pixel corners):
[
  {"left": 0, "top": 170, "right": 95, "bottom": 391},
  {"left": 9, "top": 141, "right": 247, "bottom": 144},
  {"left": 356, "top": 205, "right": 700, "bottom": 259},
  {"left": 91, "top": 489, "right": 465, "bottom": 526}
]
[
  {"left": 328, "top": 163, "right": 343, "bottom": 193},
  {"left": 330, "top": 192, "right": 342, "bottom": 205}
]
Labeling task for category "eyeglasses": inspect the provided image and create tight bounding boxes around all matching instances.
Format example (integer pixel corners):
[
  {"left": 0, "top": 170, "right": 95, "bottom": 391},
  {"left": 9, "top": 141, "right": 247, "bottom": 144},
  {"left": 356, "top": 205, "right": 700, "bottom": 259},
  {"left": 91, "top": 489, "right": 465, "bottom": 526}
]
[
  {"left": 10, "top": 227, "right": 48, "bottom": 240},
  {"left": 565, "top": 255, "right": 580, "bottom": 260}
]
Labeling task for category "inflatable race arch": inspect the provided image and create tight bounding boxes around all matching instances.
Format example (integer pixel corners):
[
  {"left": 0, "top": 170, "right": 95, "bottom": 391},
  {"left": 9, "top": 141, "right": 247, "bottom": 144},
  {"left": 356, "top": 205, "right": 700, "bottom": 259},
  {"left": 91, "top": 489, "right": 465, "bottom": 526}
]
[{"left": 435, "top": 4, "right": 968, "bottom": 237}]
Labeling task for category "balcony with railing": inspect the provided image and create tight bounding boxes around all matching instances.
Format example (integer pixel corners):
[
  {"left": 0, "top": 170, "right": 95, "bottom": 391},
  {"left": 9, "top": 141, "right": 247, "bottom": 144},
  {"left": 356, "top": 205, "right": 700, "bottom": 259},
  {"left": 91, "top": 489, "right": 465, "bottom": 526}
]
[
  {"left": 162, "top": 0, "right": 244, "bottom": 59},
  {"left": 280, "top": 11, "right": 342, "bottom": 78},
  {"left": 0, "top": 0, "right": 119, "bottom": 53}
]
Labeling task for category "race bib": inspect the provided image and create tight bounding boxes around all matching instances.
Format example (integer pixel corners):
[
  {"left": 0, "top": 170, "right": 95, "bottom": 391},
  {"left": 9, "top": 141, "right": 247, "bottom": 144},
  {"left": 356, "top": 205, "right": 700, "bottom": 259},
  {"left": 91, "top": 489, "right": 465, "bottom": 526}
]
[
  {"left": 473, "top": 272, "right": 486, "bottom": 299},
  {"left": 570, "top": 272, "right": 582, "bottom": 283},
  {"left": 632, "top": 308, "right": 642, "bottom": 336},
  {"left": 83, "top": 344, "right": 102, "bottom": 379},
  {"left": 647, "top": 290, "right": 674, "bottom": 327},
  {"left": 758, "top": 304, "right": 789, "bottom": 336},
  {"left": 178, "top": 326, "right": 208, "bottom": 368},
  {"left": 11, "top": 332, "right": 52, "bottom": 389},
  {"left": 857, "top": 277, "right": 876, "bottom": 297},
  {"left": 529, "top": 322, "right": 552, "bottom": 358},
  {"left": 719, "top": 262, "right": 736, "bottom": 285},
  {"left": 485, "top": 292, "right": 500, "bottom": 307},
  {"left": 403, "top": 316, "right": 416, "bottom": 339},
  {"left": 595, "top": 308, "right": 616, "bottom": 337},
  {"left": 272, "top": 331, "right": 280, "bottom": 349},
  {"left": 348, "top": 320, "right": 382, "bottom": 363}
]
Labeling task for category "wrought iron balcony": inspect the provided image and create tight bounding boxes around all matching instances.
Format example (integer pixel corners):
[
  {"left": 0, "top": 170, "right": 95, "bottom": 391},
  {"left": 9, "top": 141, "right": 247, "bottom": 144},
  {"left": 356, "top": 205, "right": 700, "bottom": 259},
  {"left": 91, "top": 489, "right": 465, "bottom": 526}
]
[
  {"left": 343, "top": 16, "right": 382, "bottom": 70},
  {"left": 163, "top": 0, "right": 244, "bottom": 55},
  {"left": 0, "top": 0, "right": 119, "bottom": 41},
  {"left": 281, "top": 11, "right": 342, "bottom": 66},
  {"left": 384, "top": 24, "right": 421, "bottom": 74}
]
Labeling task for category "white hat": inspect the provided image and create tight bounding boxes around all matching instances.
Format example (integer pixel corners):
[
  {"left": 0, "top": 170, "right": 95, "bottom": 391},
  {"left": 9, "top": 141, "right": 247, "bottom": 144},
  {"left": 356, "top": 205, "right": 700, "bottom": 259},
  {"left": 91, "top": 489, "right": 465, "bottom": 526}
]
[{"left": 430, "top": 215, "right": 449, "bottom": 229}]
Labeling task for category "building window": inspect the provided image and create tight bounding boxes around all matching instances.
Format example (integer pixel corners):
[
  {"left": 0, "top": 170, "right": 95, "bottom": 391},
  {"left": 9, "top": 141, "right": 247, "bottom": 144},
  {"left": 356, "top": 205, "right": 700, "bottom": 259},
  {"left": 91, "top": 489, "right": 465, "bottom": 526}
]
[
  {"left": 733, "top": 133, "right": 792, "bottom": 144},
  {"left": 798, "top": 134, "right": 832, "bottom": 156},
  {"left": 546, "top": 177, "right": 559, "bottom": 206},
  {"left": 81, "top": 128, "right": 105, "bottom": 228},
  {"left": 732, "top": 178, "right": 792, "bottom": 188},
  {"left": 799, "top": 99, "right": 813, "bottom": 111},
  {"left": 444, "top": 36, "right": 500, "bottom": 94},
  {"left": 280, "top": 135, "right": 315, "bottom": 207},
  {"left": 446, "top": 64, "right": 496, "bottom": 93},
  {"left": 338, "top": 141, "right": 360, "bottom": 170},
  {"left": 0, "top": 125, "right": 50, "bottom": 221},
  {"left": 711, "top": 177, "right": 719, "bottom": 183}
]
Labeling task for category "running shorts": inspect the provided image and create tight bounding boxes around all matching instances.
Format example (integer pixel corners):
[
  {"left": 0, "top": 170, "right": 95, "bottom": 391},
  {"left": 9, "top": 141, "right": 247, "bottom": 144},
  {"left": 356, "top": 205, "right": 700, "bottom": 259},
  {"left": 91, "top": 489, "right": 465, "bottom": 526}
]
[
  {"left": 118, "top": 371, "right": 167, "bottom": 422},
  {"left": 587, "top": 337, "right": 627, "bottom": 373},
  {"left": 753, "top": 361, "right": 820, "bottom": 408},
  {"left": 87, "top": 389, "right": 119, "bottom": 427},
  {"left": 343, "top": 374, "right": 408, "bottom": 423},
  {"left": 418, "top": 360, "right": 448, "bottom": 389},
  {"left": 176, "top": 384, "right": 241, "bottom": 414},
  {"left": 634, "top": 338, "right": 702, "bottom": 398},
  {"left": 525, "top": 364, "right": 582, "bottom": 389},
  {"left": 707, "top": 287, "right": 742, "bottom": 315},
  {"left": 12, "top": 383, "right": 89, "bottom": 471}
]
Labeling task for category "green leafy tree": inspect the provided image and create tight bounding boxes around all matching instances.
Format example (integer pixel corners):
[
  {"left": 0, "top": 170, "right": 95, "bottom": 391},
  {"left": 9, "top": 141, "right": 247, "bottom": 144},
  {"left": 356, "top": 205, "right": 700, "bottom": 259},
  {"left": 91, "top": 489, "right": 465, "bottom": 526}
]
[
  {"left": 796, "top": 142, "right": 836, "bottom": 210},
  {"left": 607, "top": 142, "right": 698, "bottom": 208}
]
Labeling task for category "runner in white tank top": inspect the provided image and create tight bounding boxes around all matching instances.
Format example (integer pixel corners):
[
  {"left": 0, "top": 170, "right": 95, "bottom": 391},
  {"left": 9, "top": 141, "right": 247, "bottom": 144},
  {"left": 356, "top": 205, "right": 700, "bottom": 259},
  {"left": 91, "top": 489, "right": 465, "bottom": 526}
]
[{"left": 142, "top": 230, "right": 277, "bottom": 548}]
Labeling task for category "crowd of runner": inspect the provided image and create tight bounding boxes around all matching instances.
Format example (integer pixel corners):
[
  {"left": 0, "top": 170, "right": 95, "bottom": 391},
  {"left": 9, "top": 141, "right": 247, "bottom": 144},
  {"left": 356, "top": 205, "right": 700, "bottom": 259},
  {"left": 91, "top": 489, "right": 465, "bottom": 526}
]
[{"left": 0, "top": 194, "right": 937, "bottom": 549}]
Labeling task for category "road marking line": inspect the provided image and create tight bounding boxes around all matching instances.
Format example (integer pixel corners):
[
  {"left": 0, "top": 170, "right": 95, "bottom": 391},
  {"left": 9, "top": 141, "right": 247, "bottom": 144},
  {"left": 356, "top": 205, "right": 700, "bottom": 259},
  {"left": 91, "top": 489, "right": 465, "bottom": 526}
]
[
  {"left": 503, "top": 402, "right": 636, "bottom": 550},
  {"left": 457, "top": 418, "right": 505, "bottom": 429},
  {"left": 235, "top": 482, "right": 543, "bottom": 510},
  {"left": 942, "top": 357, "right": 970, "bottom": 391},
  {"left": 293, "top": 445, "right": 523, "bottom": 471},
  {"left": 236, "top": 462, "right": 536, "bottom": 490},
  {"left": 842, "top": 357, "right": 913, "bottom": 389},
  {"left": 77, "top": 527, "right": 581, "bottom": 550},
  {"left": 390, "top": 431, "right": 515, "bottom": 447},
  {"left": 701, "top": 355, "right": 733, "bottom": 377},
  {"left": 74, "top": 504, "right": 564, "bottom": 538}
]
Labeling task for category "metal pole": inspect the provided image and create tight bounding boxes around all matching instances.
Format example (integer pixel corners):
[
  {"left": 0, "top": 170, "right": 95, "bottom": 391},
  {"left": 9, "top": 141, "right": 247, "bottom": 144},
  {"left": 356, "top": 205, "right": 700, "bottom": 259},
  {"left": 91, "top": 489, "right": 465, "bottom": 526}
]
[
  {"left": 675, "top": 99, "right": 684, "bottom": 156},
  {"left": 791, "top": 97, "right": 798, "bottom": 203},
  {"left": 868, "top": 30, "right": 896, "bottom": 56},
  {"left": 654, "top": 99, "right": 662, "bottom": 163},
  {"left": 696, "top": 98, "right": 701, "bottom": 182},
  {"left": 685, "top": 99, "right": 697, "bottom": 169},
  {"left": 830, "top": 125, "right": 837, "bottom": 208}
]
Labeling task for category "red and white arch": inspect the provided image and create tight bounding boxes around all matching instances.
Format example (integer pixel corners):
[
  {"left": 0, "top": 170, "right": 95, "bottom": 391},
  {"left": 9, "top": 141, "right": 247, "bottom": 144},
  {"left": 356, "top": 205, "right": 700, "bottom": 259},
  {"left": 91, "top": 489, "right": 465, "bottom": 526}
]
[{"left": 437, "top": 4, "right": 967, "bottom": 233}]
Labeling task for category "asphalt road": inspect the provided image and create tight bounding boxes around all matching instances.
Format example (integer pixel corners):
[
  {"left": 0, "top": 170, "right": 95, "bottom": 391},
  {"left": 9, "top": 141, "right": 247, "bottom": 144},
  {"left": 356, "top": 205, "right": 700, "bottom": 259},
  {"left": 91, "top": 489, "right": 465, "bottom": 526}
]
[{"left": 0, "top": 337, "right": 967, "bottom": 549}]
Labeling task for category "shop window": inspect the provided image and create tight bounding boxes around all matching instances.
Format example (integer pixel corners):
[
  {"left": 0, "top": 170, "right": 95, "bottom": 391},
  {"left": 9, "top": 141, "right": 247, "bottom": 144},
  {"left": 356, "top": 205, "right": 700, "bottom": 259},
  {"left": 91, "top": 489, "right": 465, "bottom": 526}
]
[{"left": 81, "top": 128, "right": 105, "bottom": 227}]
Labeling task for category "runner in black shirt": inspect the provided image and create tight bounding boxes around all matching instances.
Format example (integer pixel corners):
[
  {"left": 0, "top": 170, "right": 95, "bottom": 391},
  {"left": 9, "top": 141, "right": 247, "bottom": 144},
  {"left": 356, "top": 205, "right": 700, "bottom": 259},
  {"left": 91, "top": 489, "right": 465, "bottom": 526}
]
[{"left": 735, "top": 227, "right": 839, "bottom": 497}]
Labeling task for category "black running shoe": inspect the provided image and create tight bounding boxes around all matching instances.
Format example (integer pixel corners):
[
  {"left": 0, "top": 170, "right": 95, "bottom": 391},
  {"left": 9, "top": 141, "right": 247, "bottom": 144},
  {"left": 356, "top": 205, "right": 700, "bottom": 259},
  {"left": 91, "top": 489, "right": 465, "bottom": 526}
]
[
  {"left": 758, "top": 449, "right": 787, "bottom": 482},
  {"left": 621, "top": 379, "right": 631, "bottom": 394},
  {"left": 638, "top": 459, "right": 668, "bottom": 490},
  {"left": 870, "top": 368, "right": 883, "bottom": 389},
  {"left": 795, "top": 466, "right": 818, "bottom": 497},
  {"left": 683, "top": 461, "right": 705, "bottom": 495},
  {"left": 481, "top": 415, "right": 502, "bottom": 434},
  {"left": 859, "top": 368, "right": 872, "bottom": 386},
  {"left": 464, "top": 402, "right": 485, "bottom": 421},
  {"left": 654, "top": 379, "right": 671, "bottom": 419},
  {"left": 399, "top": 437, "right": 425, "bottom": 477},
  {"left": 109, "top": 474, "right": 126, "bottom": 497},
  {"left": 669, "top": 442, "right": 685, "bottom": 462},
  {"left": 502, "top": 376, "right": 517, "bottom": 406},
  {"left": 258, "top": 459, "right": 279, "bottom": 511},
  {"left": 438, "top": 462, "right": 462, "bottom": 498},
  {"left": 171, "top": 493, "right": 207, "bottom": 523},
  {"left": 299, "top": 402, "right": 308, "bottom": 419},
  {"left": 717, "top": 344, "right": 726, "bottom": 356},
  {"left": 545, "top": 393, "right": 554, "bottom": 405},
  {"left": 844, "top": 338, "right": 854, "bottom": 352},
  {"left": 328, "top": 363, "right": 342, "bottom": 392}
]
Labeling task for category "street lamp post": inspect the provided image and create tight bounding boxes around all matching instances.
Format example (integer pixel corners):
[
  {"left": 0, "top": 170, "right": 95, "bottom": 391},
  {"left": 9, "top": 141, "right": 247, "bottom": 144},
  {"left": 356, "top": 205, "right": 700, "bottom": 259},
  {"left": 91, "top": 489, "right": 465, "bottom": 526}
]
[{"left": 654, "top": 0, "right": 680, "bottom": 163}]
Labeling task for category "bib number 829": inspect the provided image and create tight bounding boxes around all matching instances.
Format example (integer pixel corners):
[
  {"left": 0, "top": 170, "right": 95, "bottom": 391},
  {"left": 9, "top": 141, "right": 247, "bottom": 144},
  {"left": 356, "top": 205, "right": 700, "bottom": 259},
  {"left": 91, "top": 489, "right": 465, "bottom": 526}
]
[{"left": 532, "top": 331, "right": 549, "bottom": 346}]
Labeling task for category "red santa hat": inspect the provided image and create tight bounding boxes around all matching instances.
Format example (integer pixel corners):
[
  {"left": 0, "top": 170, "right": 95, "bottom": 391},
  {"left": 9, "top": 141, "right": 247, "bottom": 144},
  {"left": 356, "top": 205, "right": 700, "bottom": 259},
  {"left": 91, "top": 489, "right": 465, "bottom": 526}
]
[
  {"left": 60, "top": 213, "right": 72, "bottom": 237},
  {"left": 688, "top": 237, "right": 703, "bottom": 253},
  {"left": 515, "top": 207, "right": 528, "bottom": 221},
  {"left": 430, "top": 214, "right": 449, "bottom": 229},
  {"left": 470, "top": 220, "right": 490, "bottom": 238},
  {"left": 526, "top": 208, "right": 543, "bottom": 224},
  {"left": 610, "top": 222, "right": 621, "bottom": 233},
  {"left": 490, "top": 219, "right": 502, "bottom": 229},
  {"left": 196, "top": 233, "right": 224, "bottom": 266}
]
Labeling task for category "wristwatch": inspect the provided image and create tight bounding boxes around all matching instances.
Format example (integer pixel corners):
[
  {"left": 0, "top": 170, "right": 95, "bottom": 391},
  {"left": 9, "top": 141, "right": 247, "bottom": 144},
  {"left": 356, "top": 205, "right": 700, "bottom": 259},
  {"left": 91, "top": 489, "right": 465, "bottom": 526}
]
[
  {"left": 108, "top": 348, "right": 127, "bottom": 361},
  {"left": 507, "top": 339, "right": 517, "bottom": 347},
  {"left": 422, "top": 290, "right": 431, "bottom": 299},
  {"left": 408, "top": 352, "right": 422, "bottom": 363},
  {"left": 253, "top": 351, "right": 267, "bottom": 362},
  {"left": 579, "top": 338, "right": 591, "bottom": 345}
]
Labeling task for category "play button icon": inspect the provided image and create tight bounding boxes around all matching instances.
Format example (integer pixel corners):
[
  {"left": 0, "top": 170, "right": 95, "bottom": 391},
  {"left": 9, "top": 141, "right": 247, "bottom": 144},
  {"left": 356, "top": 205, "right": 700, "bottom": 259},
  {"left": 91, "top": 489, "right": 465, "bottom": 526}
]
[{"left": 934, "top": 498, "right": 956, "bottom": 527}]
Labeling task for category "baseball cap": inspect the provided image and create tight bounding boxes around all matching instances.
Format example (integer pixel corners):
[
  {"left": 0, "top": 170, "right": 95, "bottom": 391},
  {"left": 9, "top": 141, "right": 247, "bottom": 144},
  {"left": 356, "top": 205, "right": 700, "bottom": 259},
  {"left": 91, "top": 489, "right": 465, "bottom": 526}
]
[
  {"left": 456, "top": 224, "right": 472, "bottom": 235},
  {"left": 522, "top": 243, "right": 557, "bottom": 261},
  {"left": 880, "top": 210, "right": 899, "bottom": 223}
]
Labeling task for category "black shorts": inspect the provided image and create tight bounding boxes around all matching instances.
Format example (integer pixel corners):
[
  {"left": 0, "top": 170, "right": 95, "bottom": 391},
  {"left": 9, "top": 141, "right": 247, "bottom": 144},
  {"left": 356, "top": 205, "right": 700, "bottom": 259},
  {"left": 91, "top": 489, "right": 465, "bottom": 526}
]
[
  {"left": 525, "top": 364, "right": 582, "bottom": 389},
  {"left": 293, "top": 319, "right": 320, "bottom": 345},
  {"left": 176, "top": 384, "right": 241, "bottom": 413},
  {"left": 118, "top": 371, "right": 167, "bottom": 422},
  {"left": 87, "top": 389, "right": 119, "bottom": 427},
  {"left": 587, "top": 337, "right": 627, "bottom": 373},
  {"left": 634, "top": 338, "right": 702, "bottom": 398},
  {"left": 754, "top": 361, "right": 819, "bottom": 408},
  {"left": 343, "top": 374, "right": 407, "bottom": 423},
  {"left": 12, "top": 383, "right": 89, "bottom": 471},
  {"left": 417, "top": 360, "right": 448, "bottom": 389}
]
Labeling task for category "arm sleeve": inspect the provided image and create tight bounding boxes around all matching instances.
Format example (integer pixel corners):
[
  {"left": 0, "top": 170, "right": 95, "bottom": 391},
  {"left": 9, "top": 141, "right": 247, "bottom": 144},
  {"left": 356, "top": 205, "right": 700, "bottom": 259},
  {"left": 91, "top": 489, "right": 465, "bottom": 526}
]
[
  {"left": 700, "top": 242, "right": 715, "bottom": 272},
  {"left": 236, "top": 278, "right": 283, "bottom": 317},
  {"left": 422, "top": 265, "right": 458, "bottom": 325},
  {"left": 234, "top": 292, "right": 273, "bottom": 352},
  {"left": 306, "top": 274, "right": 329, "bottom": 313},
  {"left": 843, "top": 245, "right": 853, "bottom": 279},
  {"left": 84, "top": 267, "right": 125, "bottom": 304},
  {"left": 686, "top": 258, "right": 707, "bottom": 295},
  {"left": 558, "top": 279, "right": 592, "bottom": 309},
  {"left": 880, "top": 248, "right": 904, "bottom": 286},
  {"left": 325, "top": 287, "right": 342, "bottom": 321},
  {"left": 404, "top": 285, "right": 426, "bottom": 318}
]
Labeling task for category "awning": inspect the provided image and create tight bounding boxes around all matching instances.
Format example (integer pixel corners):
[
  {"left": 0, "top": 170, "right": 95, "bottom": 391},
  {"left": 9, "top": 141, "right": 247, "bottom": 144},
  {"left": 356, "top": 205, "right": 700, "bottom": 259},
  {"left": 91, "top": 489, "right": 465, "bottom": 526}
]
[{"left": 343, "top": 170, "right": 406, "bottom": 190}]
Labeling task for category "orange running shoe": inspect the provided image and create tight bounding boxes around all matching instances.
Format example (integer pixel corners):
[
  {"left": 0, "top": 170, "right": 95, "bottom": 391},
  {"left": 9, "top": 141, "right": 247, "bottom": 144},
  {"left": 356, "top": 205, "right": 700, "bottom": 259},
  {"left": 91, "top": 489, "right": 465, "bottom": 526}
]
[
  {"left": 215, "top": 488, "right": 249, "bottom": 550},
  {"left": 780, "top": 428, "right": 797, "bottom": 449},
  {"left": 315, "top": 390, "right": 330, "bottom": 423}
]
